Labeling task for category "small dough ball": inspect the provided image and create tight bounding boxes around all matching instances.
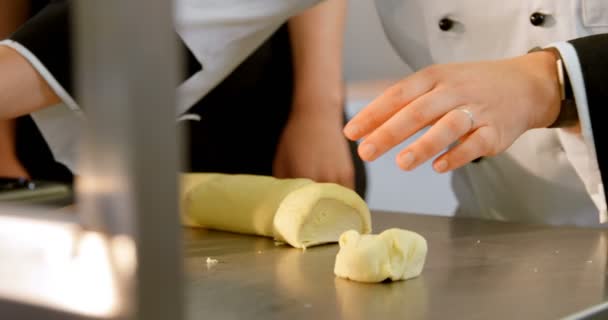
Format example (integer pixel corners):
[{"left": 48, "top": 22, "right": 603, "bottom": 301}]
[{"left": 334, "top": 228, "right": 427, "bottom": 283}]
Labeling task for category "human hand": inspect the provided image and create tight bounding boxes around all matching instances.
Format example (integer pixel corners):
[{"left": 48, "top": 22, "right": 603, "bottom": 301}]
[
  {"left": 343, "top": 51, "right": 562, "bottom": 173},
  {"left": 274, "top": 102, "right": 355, "bottom": 189},
  {"left": 280, "top": 0, "right": 351, "bottom": 187}
]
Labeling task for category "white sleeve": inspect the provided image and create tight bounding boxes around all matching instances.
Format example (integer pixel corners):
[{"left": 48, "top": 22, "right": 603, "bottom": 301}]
[{"left": 548, "top": 41, "right": 607, "bottom": 223}]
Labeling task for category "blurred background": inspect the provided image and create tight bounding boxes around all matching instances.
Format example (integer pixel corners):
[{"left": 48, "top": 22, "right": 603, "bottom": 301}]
[{"left": 343, "top": 0, "right": 456, "bottom": 215}]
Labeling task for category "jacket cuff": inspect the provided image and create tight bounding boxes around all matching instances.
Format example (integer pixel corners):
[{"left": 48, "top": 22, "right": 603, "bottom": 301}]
[{"left": 547, "top": 41, "right": 606, "bottom": 222}]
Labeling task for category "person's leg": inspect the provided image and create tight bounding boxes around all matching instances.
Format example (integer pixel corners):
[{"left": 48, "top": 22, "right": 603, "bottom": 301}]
[{"left": 0, "top": 0, "right": 31, "bottom": 178}]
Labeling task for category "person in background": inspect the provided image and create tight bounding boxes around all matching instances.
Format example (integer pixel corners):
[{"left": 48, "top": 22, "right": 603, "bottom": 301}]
[
  {"left": 345, "top": 1, "right": 608, "bottom": 226},
  {"left": 0, "top": 0, "right": 72, "bottom": 184},
  {"left": 0, "top": 0, "right": 366, "bottom": 196},
  {"left": 188, "top": 0, "right": 366, "bottom": 196}
]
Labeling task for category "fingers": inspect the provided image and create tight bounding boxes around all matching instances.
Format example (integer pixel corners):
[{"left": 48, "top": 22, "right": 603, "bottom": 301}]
[
  {"left": 432, "top": 126, "right": 498, "bottom": 173},
  {"left": 356, "top": 88, "right": 465, "bottom": 161},
  {"left": 395, "top": 107, "right": 475, "bottom": 170},
  {"left": 343, "top": 70, "right": 437, "bottom": 141}
]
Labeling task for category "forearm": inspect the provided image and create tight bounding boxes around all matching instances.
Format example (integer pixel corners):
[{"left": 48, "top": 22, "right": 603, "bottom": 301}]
[
  {"left": 288, "top": 0, "right": 347, "bottom": 116},
  {"left": 0, "top": 0, "right": 80, "bottom": 119},
  {"left": 0, "top": 46, "right": 59, "bottom": 119}
]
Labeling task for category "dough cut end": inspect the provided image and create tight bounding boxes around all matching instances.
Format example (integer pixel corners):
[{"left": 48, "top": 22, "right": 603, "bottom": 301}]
[
  {"left": 334, "top": 228, "right": 427, "bottom": 283},
  {"left": 273, "top": 183, "right": 371, "bottom": 249},
  {"left": 296, "top": 199, "right": 363, "bottom": 248}
]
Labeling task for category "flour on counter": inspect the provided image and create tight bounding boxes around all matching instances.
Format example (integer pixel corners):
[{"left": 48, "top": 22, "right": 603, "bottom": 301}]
[{"left": 206, "top": 257, "right": 219, "bottom": 268}]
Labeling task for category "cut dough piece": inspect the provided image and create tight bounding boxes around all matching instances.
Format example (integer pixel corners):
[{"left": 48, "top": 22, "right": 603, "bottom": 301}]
[
  {"left": 273, "top": 183, "right": 371, "bottom": 248},
  {"left": 334, "top": 228, "right": 427, "bottom": 283},
  {"left": 181, "top": 173, "right": 371, "bottom": 248}
]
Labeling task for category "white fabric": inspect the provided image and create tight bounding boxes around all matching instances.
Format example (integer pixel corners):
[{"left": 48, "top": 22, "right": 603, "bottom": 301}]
[
  {"left": 29, "top": 104, "right": 83, "bottom": 173},
  {"left": 174, "top": 0, "right": 321, "bottom": 116},
  {"left": 375, "top": 0, "right": 607, "bottom": 226},
  {"left": 582, "top": 0, "right": 608, "bottom": 27}
]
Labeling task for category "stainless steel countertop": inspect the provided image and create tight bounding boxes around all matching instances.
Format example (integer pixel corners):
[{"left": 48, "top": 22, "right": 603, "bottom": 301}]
[{"left": 184, "top": 211, "right": 608, "bottom": 320}]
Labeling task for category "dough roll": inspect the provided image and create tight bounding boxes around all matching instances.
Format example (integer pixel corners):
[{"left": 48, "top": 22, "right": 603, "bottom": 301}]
[{"left": 181, "top": 173, "right": 372, "bottom": 248}]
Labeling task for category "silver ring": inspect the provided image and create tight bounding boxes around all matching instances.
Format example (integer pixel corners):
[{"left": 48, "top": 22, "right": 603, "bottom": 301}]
[{"left": 458, "top": 108, "right": 475, "bottom": 131}]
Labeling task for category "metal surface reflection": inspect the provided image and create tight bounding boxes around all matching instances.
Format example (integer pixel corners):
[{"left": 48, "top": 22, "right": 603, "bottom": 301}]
[
  {"left": 185, "top": 211, "right": 608, "bottom": 320},
  {"left": 0, "top": 209, "right": 126, "bottom": 318},
  {"left": 335, "top": 276, "right": 428, "bottom": 319}
]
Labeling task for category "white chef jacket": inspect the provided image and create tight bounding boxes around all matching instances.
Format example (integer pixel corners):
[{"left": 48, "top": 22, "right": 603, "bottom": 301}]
[{"left": 375, "top": 0, "right": 607, "bottom": 226}]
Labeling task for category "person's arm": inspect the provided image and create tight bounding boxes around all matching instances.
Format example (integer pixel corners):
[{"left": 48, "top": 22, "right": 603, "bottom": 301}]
[
  {"left": 0, "top": 0, "right": 35, "bottom": 178},
  {"left": 0, "top": 46, "right": 60, "bottom": 119},
  {"left": 288, "top": 0, "right": 345, "bottom": 114},
  {"left": 0, "top": 0, "right": 69, "bottom": 119},
  {"left": 0, "top": 0, "right": 205, "bottom": 119},
  {"left": 344, "top": 50, "right": 562, "bottom": 169},
  {"left": 273, "top": 0, "right": 355, "bottom": 189},
  {"left": 0, "top": 0, "right": 322, "bottom": 119},
  {"left": 343, "top": 33, "right": 608, "bottom": 220}
]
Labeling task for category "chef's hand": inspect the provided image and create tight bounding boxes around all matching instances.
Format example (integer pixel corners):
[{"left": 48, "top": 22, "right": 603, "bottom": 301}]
[
  {"left": 273, "top": 98, "right": 355, "bottom": 189},
  {"left": 343, "top": 51, "right": 562, "bottom": 173}
]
